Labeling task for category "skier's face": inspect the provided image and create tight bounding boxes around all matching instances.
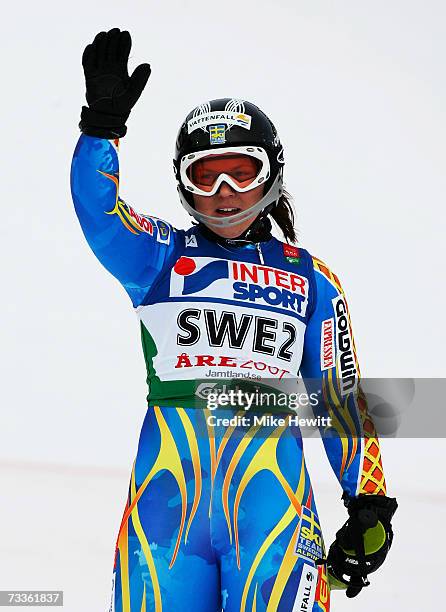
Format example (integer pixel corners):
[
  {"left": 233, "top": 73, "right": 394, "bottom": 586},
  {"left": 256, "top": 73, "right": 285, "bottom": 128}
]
[{"left": 192, "top": 182, "right": 265, "bottom": 239}]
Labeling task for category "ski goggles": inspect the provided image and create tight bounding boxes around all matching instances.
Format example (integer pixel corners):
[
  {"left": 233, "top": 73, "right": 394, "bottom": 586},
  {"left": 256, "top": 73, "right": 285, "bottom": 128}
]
[{"left": 179, "top": 146, "right": 270, "bottom": 197}]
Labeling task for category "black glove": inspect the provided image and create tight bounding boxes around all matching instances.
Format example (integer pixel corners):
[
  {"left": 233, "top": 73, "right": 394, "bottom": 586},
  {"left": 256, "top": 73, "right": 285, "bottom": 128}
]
[
  {"left": 317, "top": 492, "right": 398, "bottom": 598},
  {"left": 79, "top": 28, "right": 151, "bottom": 138}
]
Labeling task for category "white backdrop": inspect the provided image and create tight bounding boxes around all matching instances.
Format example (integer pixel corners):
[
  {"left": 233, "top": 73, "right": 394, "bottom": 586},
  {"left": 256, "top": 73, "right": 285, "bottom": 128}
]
[{"left": 1, "top": 1, "right": 445, "bottom": 610}]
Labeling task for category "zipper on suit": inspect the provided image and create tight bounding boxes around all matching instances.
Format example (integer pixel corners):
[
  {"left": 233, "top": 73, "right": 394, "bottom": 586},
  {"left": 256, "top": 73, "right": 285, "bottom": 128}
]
[{"left": 256, "top": 242, "right": 264, "bottom": 265}]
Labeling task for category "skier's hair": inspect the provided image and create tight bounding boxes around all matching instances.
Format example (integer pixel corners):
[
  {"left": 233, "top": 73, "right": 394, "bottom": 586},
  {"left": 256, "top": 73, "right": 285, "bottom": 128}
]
[{"left": 270, "top": 189, "right": 298, "bottom": 244}]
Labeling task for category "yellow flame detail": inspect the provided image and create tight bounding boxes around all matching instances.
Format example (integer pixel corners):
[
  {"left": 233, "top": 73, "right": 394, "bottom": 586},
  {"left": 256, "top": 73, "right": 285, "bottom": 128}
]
[
  {"left": 117, "top": 406, "right": 188, "bottom": 572},
  {"left": 252, "top": 583, "right": 258, "bottom": 611},
  {"left": 323, "top": 371, "right": 351, "bottom": 480},
  {"left": 240, "top": 455, "right": 307, "bottom": 612},
  {"left": 140, "top": 582, "right": 146, "bottom": 612},
  {"left": 207, "top": 410, "right": 244, "bottom": 520},
  {"left": 130, "top": 467, "right": 162, "bottom": 612},
  {"left": 205, "top": 409, "right": 217, "bottom": 518},
  {"left": 234, "top": 425, "right": 304, "bottom": 568},
  {"left": 177, "top": 408, "right": 202, "bottom": 543},
  {"left": 97, "top": 170, "right": 142, "bottom": 234},
  {"left": 266, "top": 519, "right": 302, "bottom": 611},
  {"left": 222, "top": 421, "right": 261, "bottom": 544},
  {"left": 327, "top": 369, "right": 361, "bottom": 473},
  {"left": 117, "top": 507, "right": 130, "bottom": 612}
]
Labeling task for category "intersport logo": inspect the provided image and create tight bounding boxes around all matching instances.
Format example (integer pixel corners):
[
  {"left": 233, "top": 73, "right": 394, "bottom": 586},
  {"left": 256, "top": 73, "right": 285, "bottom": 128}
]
[{"left": 169, "top": 256, "right": 309, "bottom": 316}]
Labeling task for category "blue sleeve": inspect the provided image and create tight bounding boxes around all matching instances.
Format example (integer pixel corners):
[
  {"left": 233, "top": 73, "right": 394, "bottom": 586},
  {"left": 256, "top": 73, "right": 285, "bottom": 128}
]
[
  {"left": 70, "top": 135, "right": 182, "bottom": 307},
  {"left": 300, "top": 257, "right": 387, "bottom": 497}
]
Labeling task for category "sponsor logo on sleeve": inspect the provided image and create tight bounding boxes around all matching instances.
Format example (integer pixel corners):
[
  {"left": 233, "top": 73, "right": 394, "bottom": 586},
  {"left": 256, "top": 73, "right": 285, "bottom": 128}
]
[
  {"left": 320, "top": 318, "right": 335, "bottom": 370},
  {"left": 154, "top": 219, "right": 171, "bottom": 245},
  {"left": 121, "top": 201, "right": 154, "bottom": 235},
  {"left": 292, "top": 563, "right": 318, "bottom": 612},
  {"left": 103, "top": 194, "right": 154, "bottom": 236},
  {"left": 332, "top": 295, "right": 357, "bottom": 394}
]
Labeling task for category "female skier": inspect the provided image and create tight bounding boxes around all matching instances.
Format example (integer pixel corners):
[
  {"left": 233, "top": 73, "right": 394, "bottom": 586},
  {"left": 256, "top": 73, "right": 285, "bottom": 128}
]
[{"left": 71, "top": 28, "right": 397, "bottom": 612}]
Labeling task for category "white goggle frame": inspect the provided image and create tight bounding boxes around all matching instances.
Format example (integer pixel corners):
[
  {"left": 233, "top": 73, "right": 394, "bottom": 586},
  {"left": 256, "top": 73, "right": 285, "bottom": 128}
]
[
  {"left": 178, "top": 172, "right": 283, "bottom": 228},
  {"left": 179, "top": 146, "right": 271, "bottom": 197}
]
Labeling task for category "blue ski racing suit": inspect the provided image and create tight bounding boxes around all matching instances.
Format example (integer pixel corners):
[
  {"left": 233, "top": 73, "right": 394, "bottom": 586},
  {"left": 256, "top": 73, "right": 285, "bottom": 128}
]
[{"left": 71, "top": 134, "right": 387, "bottom": 612}]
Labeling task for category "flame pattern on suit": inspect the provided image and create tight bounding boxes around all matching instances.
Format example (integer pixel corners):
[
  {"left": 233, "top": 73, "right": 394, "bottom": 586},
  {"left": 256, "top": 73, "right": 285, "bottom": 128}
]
[{"left": 111, "top": 406, "right": 329, "bottom": 611}]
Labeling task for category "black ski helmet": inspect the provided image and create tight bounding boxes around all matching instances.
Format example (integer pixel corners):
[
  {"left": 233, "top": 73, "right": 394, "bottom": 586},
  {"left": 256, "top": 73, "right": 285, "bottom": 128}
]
[{"left": 173, "top": 98, "right": 284, "bottom": 228}]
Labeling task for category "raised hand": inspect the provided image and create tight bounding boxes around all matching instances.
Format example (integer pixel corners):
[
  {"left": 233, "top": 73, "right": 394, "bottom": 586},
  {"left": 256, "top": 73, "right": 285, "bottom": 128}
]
[{"left": 79, "top": 28, "right": 151, "bottom": 138}]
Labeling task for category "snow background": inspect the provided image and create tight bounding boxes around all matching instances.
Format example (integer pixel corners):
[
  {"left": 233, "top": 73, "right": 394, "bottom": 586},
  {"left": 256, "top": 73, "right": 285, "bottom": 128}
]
[{"left": 1, "top": 0, "right": 445, "bottom": 609}]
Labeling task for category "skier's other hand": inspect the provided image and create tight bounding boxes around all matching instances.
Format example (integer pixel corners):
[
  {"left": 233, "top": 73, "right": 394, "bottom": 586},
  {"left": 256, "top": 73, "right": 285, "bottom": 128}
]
[
  {"left": 317, "top": 493, "right": 398, "bottom": 598},
  {"left": 79, "top": 28, "right": 151, "bottom": 138}
]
